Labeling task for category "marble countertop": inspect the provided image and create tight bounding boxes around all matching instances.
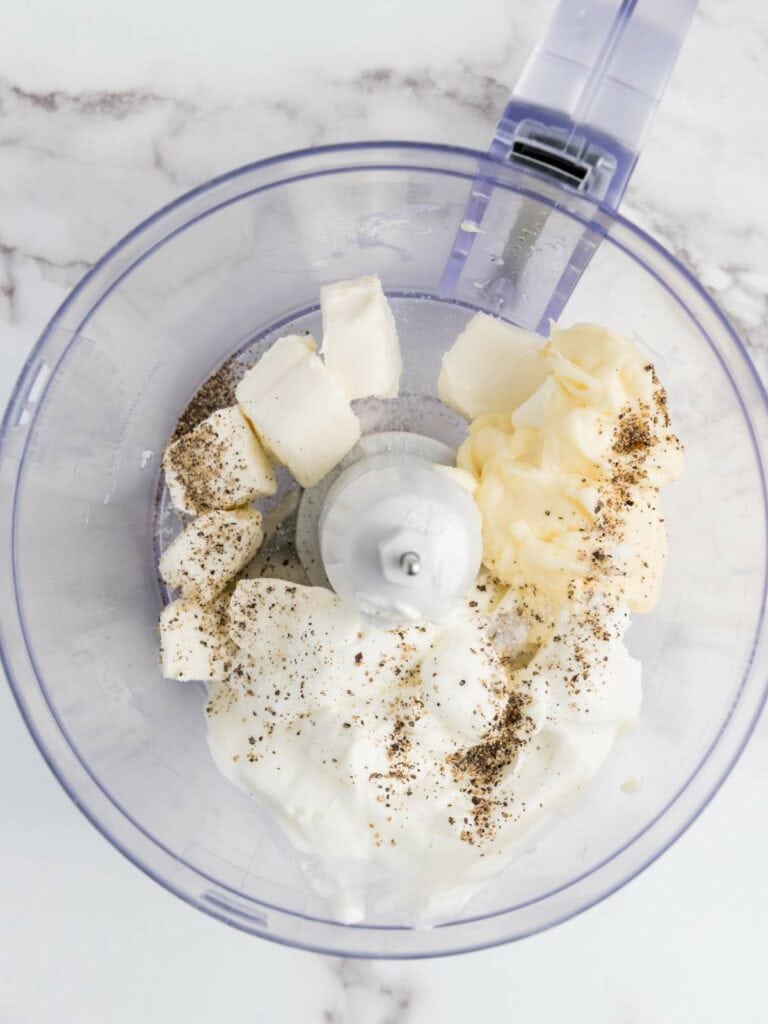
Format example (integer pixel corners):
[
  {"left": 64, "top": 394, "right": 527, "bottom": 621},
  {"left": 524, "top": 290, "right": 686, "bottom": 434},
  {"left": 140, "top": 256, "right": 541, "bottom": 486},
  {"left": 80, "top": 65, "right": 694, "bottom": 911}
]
[{"left": 1, "top": 1, "right": 767, "bottom": 1020}]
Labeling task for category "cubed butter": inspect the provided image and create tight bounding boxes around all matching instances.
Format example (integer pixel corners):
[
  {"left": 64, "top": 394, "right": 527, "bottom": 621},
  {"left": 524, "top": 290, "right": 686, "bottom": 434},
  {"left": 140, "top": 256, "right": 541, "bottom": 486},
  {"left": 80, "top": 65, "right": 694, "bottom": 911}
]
[
  {"left": 240, "top": 352, "right": 360, "bottom": 488},
  {"left": 438, "top": 313, "right": 548, "bottom": 419},
  {"left": 320, "top": 275, "right": 402, "bottom": 399},
  {"left": 159, "top": 594, "right": 236, "bottom": 682},
  {"left": 236, "top": 334, "right": 317, "bottom": 419},
  {"left": 163, "top": 405, "right": 276, "bottom": 514},
  {"left": 159, "top": 508, "right": 264, "bottom": 603}
]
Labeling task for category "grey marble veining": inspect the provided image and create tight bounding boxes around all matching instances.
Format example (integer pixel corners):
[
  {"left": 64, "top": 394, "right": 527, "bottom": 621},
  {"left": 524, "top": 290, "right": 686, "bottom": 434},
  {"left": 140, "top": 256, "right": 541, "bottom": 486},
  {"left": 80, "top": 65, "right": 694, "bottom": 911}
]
[
  {"left": 323, "top": 960, "right": 414, "bottom": 1023},
  {"left": 1, "top": 9, "right": 767, "bottom": 388}
]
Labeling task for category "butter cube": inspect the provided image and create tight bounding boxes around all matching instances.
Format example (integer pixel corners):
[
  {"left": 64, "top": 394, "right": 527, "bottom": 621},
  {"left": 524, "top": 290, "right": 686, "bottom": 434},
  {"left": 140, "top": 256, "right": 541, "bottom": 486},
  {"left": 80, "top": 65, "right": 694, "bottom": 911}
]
[
  {"left": 438, "top": 313, "right": 548, "bottom": 419},
  {"left": 163, "top": 406, "right": 276, "bottom": 514},
  {"left": 320, "top": 276, "right": 402, "bottom": 399},
  {"left": 240, "top": 352, "right": 360, "bottom": 488},
  {"left": 159, "top": 594, "right": 236, "bottom": 682},
  {"left": 159, "top": 508, "right": 263, "bottom": 603},
  {"left": 236, "top": 334, "right": 317, "bottom": 419}
]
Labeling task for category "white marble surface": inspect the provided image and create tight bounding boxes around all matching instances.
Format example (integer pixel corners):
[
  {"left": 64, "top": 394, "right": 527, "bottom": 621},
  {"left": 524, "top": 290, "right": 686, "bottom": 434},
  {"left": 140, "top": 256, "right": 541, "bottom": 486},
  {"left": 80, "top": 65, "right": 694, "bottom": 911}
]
[{"left": 1, "top": 0, "right": 768, "bottom": 1020}]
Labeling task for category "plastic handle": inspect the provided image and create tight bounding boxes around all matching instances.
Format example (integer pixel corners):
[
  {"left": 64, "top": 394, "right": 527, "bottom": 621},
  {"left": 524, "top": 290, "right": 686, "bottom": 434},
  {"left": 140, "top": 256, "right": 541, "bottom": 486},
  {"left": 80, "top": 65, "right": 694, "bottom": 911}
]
[
  {"left": 502, "top": 0, "right": 699, "bottom": 204},
  {"left": 440, "top": 0, "right": 698, "bottom": 328}
]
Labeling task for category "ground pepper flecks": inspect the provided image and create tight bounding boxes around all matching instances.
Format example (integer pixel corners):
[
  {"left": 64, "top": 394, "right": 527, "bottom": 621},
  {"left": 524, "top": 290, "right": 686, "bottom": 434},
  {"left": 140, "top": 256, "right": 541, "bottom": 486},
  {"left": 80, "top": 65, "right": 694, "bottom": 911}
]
[{"left": 172, "top": 358, "right": 242, "bottom": 441}]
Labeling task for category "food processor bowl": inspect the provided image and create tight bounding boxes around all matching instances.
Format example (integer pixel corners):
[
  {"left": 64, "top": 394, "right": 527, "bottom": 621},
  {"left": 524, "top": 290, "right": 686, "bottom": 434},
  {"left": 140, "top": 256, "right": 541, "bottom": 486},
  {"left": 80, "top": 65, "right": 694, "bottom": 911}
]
[{"left": 1, "top": 142, "right": 767, "bottom": 957}]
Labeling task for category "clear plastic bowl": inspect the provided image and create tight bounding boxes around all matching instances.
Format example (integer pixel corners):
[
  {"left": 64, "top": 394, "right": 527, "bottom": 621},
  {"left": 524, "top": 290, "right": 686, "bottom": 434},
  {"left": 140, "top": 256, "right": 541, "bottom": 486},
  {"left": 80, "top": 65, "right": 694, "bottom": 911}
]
[{"left": 1, "top": 143, "right": 767, "bottom": 958}]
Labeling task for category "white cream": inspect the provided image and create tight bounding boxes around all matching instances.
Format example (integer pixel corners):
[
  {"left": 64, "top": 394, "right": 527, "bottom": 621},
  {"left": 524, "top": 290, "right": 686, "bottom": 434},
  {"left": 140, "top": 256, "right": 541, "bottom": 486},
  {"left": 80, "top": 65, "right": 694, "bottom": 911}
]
[{"left": 205, "top": 577, "right": 641, "bottom": 923}]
